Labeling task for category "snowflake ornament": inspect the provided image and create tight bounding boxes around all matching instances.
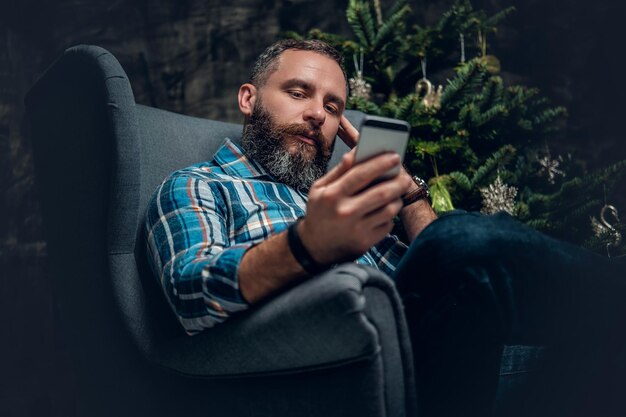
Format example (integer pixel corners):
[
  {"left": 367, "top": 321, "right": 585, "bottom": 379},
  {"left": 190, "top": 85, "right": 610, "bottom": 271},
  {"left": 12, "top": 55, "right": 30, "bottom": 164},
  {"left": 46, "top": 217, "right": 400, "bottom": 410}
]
[
  {"left": 349, "top": 51, "right": 372, "bottom": 100},
  {"left": 480, "top": 176, "right": 517, "bottom": 215},
  {"left": 537, "top": 153, "right": 564, "bottom": 184},
  {"left": 349, "top": 76, "right": 372, "bottom": 100}
]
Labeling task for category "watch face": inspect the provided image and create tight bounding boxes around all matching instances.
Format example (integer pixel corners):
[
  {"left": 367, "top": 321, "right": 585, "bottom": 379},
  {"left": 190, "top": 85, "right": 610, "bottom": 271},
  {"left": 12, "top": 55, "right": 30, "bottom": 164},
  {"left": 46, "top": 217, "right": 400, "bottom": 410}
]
[{"left": 412, "top": 176, "right": 428, "bottom": 189}]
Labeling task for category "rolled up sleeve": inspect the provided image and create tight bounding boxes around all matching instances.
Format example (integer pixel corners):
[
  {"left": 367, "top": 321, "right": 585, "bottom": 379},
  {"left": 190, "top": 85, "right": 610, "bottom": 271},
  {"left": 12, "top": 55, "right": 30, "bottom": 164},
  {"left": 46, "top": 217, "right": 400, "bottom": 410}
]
[
  {"left": 145, "top": 172, "right": 252, "bottom": 335},
  {"left": 368, "top": 234, "right": 408, "bottom": 276}
]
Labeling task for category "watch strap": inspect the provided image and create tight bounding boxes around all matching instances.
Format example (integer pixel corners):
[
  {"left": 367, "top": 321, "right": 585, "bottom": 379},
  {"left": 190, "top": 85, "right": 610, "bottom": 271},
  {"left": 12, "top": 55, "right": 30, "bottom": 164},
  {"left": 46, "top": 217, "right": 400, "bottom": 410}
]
[{"left": 402, "top": 176, "right": 431, "bottom": 206}]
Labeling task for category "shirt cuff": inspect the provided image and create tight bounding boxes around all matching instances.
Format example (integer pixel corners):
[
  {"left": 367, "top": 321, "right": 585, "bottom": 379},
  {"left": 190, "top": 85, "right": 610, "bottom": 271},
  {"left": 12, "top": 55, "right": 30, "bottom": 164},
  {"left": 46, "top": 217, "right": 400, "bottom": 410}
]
[{"left": 201, "top": 243, "right": 257, "bottom": 309}]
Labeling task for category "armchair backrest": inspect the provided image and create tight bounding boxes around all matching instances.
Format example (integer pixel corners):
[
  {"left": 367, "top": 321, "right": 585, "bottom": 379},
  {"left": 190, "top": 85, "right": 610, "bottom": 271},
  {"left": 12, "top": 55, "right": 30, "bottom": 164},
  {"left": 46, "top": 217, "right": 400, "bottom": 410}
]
[{"left": 26, "top": 44, "right": 363, "bottom": 363}]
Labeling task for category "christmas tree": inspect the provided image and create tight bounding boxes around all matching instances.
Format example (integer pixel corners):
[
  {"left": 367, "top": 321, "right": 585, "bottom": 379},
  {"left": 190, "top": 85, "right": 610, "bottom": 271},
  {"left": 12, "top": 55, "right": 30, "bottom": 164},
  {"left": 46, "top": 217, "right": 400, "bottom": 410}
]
[{"left": 286, "top": 0, "right": 626, "bottom": 256}]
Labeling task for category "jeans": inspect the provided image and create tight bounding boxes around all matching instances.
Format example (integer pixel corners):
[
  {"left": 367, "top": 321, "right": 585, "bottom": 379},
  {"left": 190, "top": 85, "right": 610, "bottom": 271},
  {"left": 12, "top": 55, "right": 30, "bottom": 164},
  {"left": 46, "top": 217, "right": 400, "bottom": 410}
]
[{"left": 393, "top": 211, "right": 626, "bottom": 417}]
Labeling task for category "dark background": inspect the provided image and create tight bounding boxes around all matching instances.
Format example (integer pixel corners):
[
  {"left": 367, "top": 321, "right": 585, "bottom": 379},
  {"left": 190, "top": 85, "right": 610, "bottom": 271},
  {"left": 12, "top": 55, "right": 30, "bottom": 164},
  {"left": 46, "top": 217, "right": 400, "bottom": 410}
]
[{"left": 1, "top": 0, "right": 625, "bottom": 415}]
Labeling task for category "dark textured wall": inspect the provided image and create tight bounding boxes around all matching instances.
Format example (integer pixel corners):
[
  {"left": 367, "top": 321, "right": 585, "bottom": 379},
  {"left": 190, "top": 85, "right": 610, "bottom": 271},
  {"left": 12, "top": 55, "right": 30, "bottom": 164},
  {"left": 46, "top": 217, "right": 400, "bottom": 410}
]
[{"left": 1, "top": 0, "right": 624, "bottom": 415}]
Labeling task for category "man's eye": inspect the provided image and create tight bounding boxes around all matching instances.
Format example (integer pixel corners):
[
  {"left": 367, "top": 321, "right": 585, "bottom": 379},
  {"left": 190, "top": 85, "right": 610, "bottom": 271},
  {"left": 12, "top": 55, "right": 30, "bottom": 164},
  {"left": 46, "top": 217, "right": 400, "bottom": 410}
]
[
  {"left": 325, "top": 104, "right": 338, "bottom": 114},
  {"left": 289, "top": 90, "right": 305, "bottom": 99}
]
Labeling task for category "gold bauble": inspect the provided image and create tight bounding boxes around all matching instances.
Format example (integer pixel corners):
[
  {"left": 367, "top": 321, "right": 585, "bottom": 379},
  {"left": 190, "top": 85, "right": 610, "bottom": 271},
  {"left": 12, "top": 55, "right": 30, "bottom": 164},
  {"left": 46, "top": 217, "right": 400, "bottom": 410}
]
[{"left": 480, "top": 55, "right": 501, "bottom": 74}]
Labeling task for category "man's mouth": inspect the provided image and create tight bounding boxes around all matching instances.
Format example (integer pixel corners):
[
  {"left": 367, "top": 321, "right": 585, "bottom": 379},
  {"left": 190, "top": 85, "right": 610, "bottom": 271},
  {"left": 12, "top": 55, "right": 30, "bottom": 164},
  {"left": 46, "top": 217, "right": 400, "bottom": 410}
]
[
  {"left": 280, "top": 124, "right": 323, "bottom": 148},
  {"left": 294, "top": 134, "right": 317, "bottom": 146}
]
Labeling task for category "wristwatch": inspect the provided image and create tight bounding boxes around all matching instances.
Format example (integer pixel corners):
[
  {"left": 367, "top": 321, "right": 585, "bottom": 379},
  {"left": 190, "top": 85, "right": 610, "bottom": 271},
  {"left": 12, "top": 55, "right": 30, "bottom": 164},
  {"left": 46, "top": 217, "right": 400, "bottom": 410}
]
[{"left": 402, "top": 176, "right": 430, "bottom": 206}]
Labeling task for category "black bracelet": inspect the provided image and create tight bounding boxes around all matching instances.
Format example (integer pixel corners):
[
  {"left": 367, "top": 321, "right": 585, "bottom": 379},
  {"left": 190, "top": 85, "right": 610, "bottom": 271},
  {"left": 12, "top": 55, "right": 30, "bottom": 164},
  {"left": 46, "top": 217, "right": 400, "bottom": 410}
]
[{"left": 287, "top": 218, "right": 329, "bottom": 275}]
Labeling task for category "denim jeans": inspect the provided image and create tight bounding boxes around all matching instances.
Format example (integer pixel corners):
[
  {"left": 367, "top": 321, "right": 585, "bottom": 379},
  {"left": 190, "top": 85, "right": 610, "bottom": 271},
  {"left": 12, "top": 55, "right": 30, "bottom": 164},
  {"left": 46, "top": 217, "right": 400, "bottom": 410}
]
[{"left": 393, "top": 210, "right": 626, "bottom": 417}]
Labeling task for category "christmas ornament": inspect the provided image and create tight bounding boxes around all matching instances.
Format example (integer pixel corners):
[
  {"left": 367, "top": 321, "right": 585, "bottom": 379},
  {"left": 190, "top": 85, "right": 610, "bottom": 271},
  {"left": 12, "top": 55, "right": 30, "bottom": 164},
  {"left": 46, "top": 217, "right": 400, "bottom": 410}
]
[
  {"left": 537, "top": 151, "right": 564, "bottom": 184},
  {"left": 480, "top": 175, "right": 517, "bottom": 215},
  {"left": 477, "top": 30, "right": 501, "bottom": 74},
  {"left": 349, "top": 51, "right": 372, "bottom": 100},
  {"left": 430, "top": 176, "right": 455, "bottom": 214},
  {"left": 479, "top": 55, "right": 501, "bottom": 74},
  {"left": 459, "top": 33, "right": 466, "bottom": 63},
  {"left": 415, "top": 59, "right": 443, "bottom": 109},
  {"left": 590, "top": 204, "right": 622, "bottom": 257}
]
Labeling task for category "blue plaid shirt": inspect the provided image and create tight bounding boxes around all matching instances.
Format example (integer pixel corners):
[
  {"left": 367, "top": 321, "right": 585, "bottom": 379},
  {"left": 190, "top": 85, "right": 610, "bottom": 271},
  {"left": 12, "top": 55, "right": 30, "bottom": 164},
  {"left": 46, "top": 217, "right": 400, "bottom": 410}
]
[{"left": 145, "top": 139, "right": 408, "bottom": 334}]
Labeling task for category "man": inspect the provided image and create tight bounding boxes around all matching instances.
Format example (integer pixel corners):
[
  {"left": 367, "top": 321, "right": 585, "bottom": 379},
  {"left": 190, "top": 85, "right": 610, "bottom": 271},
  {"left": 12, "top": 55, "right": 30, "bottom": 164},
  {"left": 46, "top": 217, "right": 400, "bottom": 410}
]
[
  {"left": 146, "top": 39, "right": 625, "bottom": 416},
  {"left": 145, "top": 39, "right": 435, "bottom": 329}
]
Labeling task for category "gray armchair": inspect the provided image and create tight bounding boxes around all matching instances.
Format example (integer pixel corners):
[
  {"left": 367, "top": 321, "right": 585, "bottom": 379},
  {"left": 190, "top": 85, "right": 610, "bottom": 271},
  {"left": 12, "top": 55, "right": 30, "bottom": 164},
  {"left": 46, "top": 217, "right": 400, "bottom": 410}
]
[
  {"left": 25, "top": 45, "right": 542, "bottom": 417},
  {"left": 25, "top": 44, "right": 417, "bottom": 417}
]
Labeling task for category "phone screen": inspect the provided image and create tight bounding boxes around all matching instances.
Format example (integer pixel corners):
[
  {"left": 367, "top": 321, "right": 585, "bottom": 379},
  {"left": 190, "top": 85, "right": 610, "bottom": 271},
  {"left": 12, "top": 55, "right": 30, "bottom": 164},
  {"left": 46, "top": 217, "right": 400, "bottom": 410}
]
[{"left": 355, "top": 118, "right": 410, "bottom": 181}]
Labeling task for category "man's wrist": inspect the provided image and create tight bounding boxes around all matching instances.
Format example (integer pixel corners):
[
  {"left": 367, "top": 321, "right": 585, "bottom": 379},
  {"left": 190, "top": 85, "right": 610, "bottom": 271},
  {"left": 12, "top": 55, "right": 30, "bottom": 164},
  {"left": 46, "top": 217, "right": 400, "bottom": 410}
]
[
  {"left": 287, "top": 218, "right": 330, "bottom": 275},
  {"left": 402, "top": 176, "right": 430, "bottom": 206}
]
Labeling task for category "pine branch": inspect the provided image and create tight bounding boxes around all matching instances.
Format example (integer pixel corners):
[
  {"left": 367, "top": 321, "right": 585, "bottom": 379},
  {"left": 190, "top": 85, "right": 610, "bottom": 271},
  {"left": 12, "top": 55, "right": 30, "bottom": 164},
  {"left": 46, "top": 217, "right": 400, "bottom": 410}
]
[
  {"left": 479, "top": 76, "right": 504, "bottom": 111},
  {"left": 470, "top": 144, "right": 516, "bottom": 187},
  {"left": 388, "top": 0, "right": 410, "bottom": 18},
  {"left": 394, "top": 94, "right": 417, "bottom": 120},
  {"left": 449, "top": 171, "right": 472, "bottom": 191},
  {"left": 556, "top": 199, "right": 602, "bottom": 224},
  {"left": 532, "top": 106, "right": 567, "bottom": 127},
  {"left": 283, "top": 31, "right": 304, "bottom": 40},
  {"left": 526, "top": 218, "right": 551, "bottom": 231},
  {"left": 484, "top": 7, "right": 516, "bottom": 29},
  {"left": 472, "top": 103, "right": 506, "bottom": 127},
  {"left": 306, "top": 29, "right": 352, "bottom": 47},
  {"left": 347, "top": 0, "right": 377, "bottom": 47},
  {"left": 348, "top": 96, "right": 381, "bottom": 114},
  {"left": 456, "top": 103, "right": 477, "bottom": 126},
  {"left": 373, "top": 3, "right": 411, "bottom": 49},
  {"left": 410, "top": 134, "right": 465, "bottom": 159},
  {"left": 506, "top": 86, "right": 540, "bottom": 108},
  {"left": 441, "top": 59, "right": 487, "bottom": 109}
]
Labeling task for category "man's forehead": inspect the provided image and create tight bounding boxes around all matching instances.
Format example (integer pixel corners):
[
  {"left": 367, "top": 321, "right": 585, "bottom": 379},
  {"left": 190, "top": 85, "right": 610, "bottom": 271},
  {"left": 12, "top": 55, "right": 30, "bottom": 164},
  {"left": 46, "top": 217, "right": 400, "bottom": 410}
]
[{"left": 270, "top": 50, "right": 347, "bottom": 96}]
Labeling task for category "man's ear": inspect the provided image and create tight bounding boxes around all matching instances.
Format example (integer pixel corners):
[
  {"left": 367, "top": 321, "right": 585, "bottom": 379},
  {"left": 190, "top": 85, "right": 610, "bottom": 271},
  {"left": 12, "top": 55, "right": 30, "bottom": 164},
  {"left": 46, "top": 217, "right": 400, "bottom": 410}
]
[{"left": 238, "top": 83, "right": 257, "bottom": 117}]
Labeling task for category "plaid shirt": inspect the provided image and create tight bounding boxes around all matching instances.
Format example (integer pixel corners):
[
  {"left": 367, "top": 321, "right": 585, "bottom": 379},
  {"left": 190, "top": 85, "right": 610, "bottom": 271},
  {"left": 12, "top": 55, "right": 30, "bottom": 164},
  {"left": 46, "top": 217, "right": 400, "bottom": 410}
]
[{"left": 145, "top": 139, "right": 408, "bottom": 334}]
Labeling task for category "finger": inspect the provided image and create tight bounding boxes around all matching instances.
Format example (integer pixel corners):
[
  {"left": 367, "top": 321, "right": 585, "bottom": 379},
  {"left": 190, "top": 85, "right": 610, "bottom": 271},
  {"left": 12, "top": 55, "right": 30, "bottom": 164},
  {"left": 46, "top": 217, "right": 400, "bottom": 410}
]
[
  {"left": 364, "top": 198, "right": 403, "bottom": 227},
  {"left": 337, "top": 117, "right": 359, "bottom": 147},
  {"left": 345, "top": 175, "right": 407, "bottom": 217},
  {"left": 367, "top": 217, "right": 396, "bottom": 241},
  {"left": 332, "top": 152, "right": 401, "bottom": 196},
  {"left": 337, "top": 115, "right": 359, "bottom": 148},
  {"left": 314, "top": 148, "right": 357, "bottom": 187}
]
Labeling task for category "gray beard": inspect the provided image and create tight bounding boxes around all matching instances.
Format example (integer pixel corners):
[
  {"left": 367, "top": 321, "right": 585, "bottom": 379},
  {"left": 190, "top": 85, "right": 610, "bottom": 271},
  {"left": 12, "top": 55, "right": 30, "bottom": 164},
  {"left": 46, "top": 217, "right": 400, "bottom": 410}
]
[{"left": 241, "top": 102, "right": 332, "bottom": 193}]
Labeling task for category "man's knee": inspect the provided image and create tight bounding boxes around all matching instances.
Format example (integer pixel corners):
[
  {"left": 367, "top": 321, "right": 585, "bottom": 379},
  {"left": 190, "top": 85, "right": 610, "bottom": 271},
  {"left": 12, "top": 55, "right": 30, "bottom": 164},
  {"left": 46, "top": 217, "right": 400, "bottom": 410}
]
[
  {"left": 412, "top": 210, "right": 515, "bottom": 268},
  {"left": 397, "top": 211, "right": 517, "bottom": 335}
]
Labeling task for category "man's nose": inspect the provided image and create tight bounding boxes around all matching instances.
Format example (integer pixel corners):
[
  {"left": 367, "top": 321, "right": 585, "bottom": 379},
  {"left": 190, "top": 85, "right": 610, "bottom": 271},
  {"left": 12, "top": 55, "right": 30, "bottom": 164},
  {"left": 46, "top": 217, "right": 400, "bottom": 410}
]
[{"left": 302, "top": 100, "right": 326, "bottom": 127}]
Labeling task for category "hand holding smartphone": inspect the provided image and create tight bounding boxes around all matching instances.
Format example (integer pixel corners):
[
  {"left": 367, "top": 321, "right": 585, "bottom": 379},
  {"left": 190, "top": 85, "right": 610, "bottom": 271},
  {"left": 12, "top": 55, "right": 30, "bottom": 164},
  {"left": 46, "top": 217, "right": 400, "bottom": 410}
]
[{"left": 354, "top": 115, "right": 410, "bottom": 182}]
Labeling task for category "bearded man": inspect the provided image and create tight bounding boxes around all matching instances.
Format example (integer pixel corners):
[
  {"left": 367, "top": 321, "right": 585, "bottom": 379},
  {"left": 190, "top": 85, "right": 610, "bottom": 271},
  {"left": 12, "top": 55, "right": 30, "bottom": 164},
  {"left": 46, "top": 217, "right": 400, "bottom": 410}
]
[{"left": 145, "top": 39, "right": 626, "bottom": 417}]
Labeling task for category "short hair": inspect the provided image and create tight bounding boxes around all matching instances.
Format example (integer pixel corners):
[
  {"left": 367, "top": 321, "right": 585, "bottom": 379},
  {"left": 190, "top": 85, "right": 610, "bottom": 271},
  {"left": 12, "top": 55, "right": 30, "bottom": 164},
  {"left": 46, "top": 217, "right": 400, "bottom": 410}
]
[{"left": 249, "top": 39, "right": 347, "bottom": 88}]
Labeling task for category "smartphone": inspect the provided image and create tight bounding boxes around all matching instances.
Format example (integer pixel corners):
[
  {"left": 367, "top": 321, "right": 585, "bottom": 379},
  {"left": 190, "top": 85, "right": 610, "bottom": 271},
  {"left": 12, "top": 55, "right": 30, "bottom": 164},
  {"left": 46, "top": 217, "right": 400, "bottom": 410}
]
[{"left": 354, "top": 115, "right": 410, "bottom": 181}]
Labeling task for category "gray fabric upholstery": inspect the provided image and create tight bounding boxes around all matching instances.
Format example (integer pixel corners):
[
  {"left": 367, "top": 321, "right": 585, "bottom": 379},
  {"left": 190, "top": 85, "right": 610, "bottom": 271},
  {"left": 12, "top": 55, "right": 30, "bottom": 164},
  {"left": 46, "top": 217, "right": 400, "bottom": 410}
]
[{"left": 25, "top": 44, "right": 417, "bottom": 417}]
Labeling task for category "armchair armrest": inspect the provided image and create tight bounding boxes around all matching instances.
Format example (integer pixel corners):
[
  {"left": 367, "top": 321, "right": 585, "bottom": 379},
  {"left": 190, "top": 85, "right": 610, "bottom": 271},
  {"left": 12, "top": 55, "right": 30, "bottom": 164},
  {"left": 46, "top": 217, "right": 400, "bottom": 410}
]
[{"left": 149, "top": 263, "right": 409, "bottom": 378}]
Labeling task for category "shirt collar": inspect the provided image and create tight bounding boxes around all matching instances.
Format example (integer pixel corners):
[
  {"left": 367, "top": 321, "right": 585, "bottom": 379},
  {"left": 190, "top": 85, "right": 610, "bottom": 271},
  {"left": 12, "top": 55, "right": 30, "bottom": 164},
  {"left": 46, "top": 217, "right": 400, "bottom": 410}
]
[{"left": 213, "top": 138, "right": 273, "bottom": 179}]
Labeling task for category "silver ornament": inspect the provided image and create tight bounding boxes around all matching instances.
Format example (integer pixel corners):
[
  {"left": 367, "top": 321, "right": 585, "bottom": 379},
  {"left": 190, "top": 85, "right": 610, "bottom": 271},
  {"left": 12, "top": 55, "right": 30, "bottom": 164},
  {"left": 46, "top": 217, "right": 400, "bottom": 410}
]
[
  {"left": 480, "top": 176, "right": 517, "bottom": 215},
  {"left": 590, "top": 204, "right": 622, "bottom": 257},
  {"left": 537, "top": 152, "right": 564, "bottom": 184},
  {"left": 349, "top": 51, "right": 372, "bottom": 100}
]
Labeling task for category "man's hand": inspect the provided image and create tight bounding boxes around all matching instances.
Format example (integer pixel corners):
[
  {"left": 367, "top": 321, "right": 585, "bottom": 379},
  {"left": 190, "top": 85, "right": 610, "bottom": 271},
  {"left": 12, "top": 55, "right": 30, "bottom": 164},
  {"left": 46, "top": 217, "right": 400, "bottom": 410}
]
[
  {"left": 335, "top": 114, "right": 437, "bottom": 243},
  {"left": 338, "top": 114, "right": 414, "bottom": 190},
  {"left": 298, "top": 149, "right": 412, "bottom": 265}
]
